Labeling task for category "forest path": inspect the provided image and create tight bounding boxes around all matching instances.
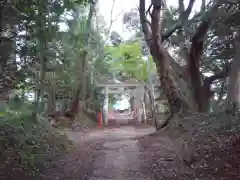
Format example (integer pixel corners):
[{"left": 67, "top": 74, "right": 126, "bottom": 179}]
[
  {"left": 83, "top": 125, "right": 155, "bottom": 180},
  {"left": 46, "top": 125, "right": 156, "bottom": 180}
]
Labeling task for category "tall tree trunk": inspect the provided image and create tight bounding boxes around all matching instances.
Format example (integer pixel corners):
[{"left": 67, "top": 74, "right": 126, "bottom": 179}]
[
  {"left": 226, "top": 39, "right": 240, "bottom": 110},
  {"left": 67, "top": 3, "right": 95, "bottom": 116},
  {"left": 47, "top": 80, "right": 56, "bottom": 114},
  {"left": 154, "top": 53, "right": 186, "bottom": 113},
  {"left": 187, "top": 19, "right": 211, "bottom": 112},
  {"left": 139, "top": 0, "right": 223, "bottom": 117},
  {"left": 139, "top": 0, "right": 191, "bottom": 114},
  {"left": 34, "top": 2, "right": 50, "bottom": 118}
]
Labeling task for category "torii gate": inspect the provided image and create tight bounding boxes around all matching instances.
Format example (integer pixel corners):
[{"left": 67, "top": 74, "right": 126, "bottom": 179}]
[{"left": 96, "top": 82, "right": 146, "bottom": 125}]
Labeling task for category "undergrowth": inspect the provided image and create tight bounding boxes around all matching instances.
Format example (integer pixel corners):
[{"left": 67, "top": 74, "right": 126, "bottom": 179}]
[
  {"left": 53, "top": 108, "right": 97, "bottom": 131},
  {"left": 0, "top": 102, "right": 73, "bottom": 180},
  {"left": 139, "top": 111, "right": 240, "bottom": 179}
]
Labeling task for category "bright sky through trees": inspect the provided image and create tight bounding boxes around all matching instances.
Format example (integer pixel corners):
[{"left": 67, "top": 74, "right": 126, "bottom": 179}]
[{"left": 98, "top": 0, "right": 207, "bottom": 39}]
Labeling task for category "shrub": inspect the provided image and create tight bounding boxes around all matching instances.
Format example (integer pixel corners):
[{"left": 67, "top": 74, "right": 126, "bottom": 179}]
[{"left": 0, "top": 102, "right": 72, "bottom": 179}]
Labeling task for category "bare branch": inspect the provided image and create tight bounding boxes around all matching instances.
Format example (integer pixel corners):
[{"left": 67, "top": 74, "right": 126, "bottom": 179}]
[
  {"left": 151, "top": 1, "right": 161, "bottom": 44},
  {"left": 184, "top": 0, "right": 195, "bottom": 19},
  {"left": 104, "top": 0, "right": 124, "bottom": 45},
  {"left": 146, "top": 3, "right": 153, "bottom": 15},
  {"left": 201, "top": 0, "right": 206, "bottom": 11},
  {"left": 151, "top": 0, "right": 162, "bottom": 8},
  {"left": 204, "top": 63, "right": 231, "bottom": 85},
  {"left": 162, "top": 0, "right": 195, "bottom": 41},
  {"left": 107, "top": 0, "right": 116, "bottom": 35},
  {"left": 139, "top": 0, "right": 152, "bottom": 42},
  {"left": 159, "top": 0, "right": 167, "bottom": 38},
  {"left": 162, "top": 23, "right": 182, "bottom": 41},
  {"left": 178, "top": 0, "right": 185, "bottom": 14}
]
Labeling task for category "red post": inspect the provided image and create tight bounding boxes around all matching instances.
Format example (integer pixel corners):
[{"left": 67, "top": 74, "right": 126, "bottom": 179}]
[{"left": 97, "top": 112, "right": 102, "bottom": 127}]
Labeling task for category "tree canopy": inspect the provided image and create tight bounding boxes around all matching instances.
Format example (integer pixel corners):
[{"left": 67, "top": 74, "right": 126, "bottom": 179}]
[{"left": 1, "top": 0, "right": 240, "bottom": 178}]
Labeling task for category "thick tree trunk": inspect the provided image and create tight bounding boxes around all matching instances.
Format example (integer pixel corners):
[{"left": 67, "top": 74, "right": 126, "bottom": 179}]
[
  {"left": 139, "top": 0, "right": 225, "bottom": 126},
  {"left": 66, "top": 88, "right": 81, "bottom": 117},
  {"left": 139, "top": 0, "right": 192, "bottom": 114},
  {"left": 153, "top": 51, "right": 187, "bottom": 113},
  {"left": 47, "top": 83, "right": 56, "bottom": 114},
  {"left": 187, "top": 19, "right": 211, "bottom": 112}
]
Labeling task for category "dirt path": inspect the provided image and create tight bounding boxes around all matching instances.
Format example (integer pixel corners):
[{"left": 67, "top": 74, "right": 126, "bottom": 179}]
[
  {"left": 88, "top": 125, "right": 155, "bottom": 180},
  {"left": 44, "top": 124, "right": 240, "bottom": 180},
  {"left": 62, "top": 125, "right": 155, "bottom": 180}
]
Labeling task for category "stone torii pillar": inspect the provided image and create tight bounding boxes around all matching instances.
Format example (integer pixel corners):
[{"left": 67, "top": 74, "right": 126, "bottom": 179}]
[
  {"left": 133, "top": 85, "right": 144, "bottom": 123},
  {"left": 103, "top": 87, "right": 109, "bottom": 125}
]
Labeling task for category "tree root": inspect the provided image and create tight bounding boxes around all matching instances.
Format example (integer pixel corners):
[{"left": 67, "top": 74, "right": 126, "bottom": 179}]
[{"left": 154, "top": 111, "right": 174, "bottom": 130}]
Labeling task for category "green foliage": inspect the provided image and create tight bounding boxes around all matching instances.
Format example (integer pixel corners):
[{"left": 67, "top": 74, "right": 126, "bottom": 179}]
[
  {"left": 48, "top": 7, "right": 111, "bottom": 106},
  {"left": 0, "top": 0, "right": 109, "bottom": 178},
  {"left": 105, "top": 41, "right": 156, "bottom": 81},
  {"left": 0, "top": 103, "right": 72, "bottom": 175}
]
